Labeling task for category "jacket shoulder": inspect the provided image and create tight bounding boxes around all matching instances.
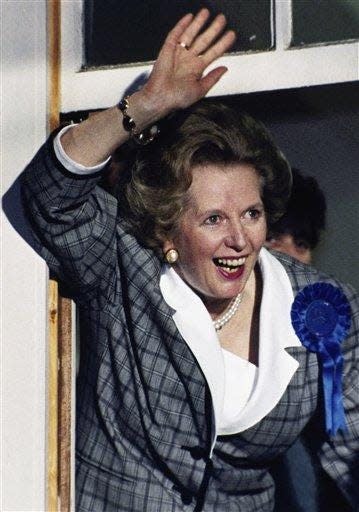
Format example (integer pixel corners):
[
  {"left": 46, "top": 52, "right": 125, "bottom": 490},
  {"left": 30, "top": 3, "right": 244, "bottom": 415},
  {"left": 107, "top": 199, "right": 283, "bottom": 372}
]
[{"left": 271, "top": 250, "right": 357, "bottom": 299}]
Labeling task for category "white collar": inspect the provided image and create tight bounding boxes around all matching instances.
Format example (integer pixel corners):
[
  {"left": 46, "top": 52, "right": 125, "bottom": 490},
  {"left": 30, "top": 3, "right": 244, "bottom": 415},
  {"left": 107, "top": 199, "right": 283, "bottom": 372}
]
[{"left": 160, "top": 247, "right": 301, "bottom": 448}]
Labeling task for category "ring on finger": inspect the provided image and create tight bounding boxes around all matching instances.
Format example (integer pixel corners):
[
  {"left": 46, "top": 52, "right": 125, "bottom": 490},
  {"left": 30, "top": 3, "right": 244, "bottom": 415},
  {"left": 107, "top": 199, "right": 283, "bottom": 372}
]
[{"left": 178, "top": 41, "right": 190, "bottom": 50}]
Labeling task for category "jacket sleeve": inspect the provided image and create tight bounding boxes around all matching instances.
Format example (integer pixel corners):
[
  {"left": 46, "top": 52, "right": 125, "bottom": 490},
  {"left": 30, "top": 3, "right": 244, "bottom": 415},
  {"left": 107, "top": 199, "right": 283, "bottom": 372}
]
[
  {"left": 316, "top": 282, "right": 359, "bottom": 508},
  {"left": 21, "top": 132, "right": 118, "bottom": 301}
]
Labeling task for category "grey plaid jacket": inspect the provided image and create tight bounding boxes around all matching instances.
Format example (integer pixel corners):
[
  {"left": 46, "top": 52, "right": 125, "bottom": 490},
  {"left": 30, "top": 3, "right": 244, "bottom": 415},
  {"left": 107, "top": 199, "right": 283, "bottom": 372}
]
[{"left": 22, "top": 136, "right": 359, "bottom": 511}]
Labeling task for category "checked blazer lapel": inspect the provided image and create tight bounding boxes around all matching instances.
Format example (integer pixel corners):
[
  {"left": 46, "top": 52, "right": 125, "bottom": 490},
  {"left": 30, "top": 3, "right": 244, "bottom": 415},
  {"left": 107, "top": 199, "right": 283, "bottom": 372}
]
[
  {"left": 117, "top": 228, "right": 211, "bottom": 439},
  {"left": 160, "top": 265, "right": 225, "bottom": 450}
]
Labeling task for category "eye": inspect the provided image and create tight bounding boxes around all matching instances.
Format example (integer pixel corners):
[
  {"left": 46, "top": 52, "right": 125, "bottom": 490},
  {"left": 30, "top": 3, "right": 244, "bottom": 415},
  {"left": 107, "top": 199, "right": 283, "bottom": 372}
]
[
  {"left": 245, "top": 208, "right": 262, "bottom": 220},
  {"left": 204, "top": 214, "right": 221, "bottom": 225},
  {"left": 295, "top": 239, "right": 310, "bottom": 250}
]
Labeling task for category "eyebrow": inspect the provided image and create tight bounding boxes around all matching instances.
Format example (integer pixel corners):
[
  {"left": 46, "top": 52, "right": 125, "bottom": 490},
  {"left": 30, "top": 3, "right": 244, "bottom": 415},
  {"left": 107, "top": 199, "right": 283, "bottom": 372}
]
[
  {"left": 195, "top": 202, "right": 264, "bottom": 217},
  {"left": 246, "top": 202, "right": 265, "bottom": 210}
]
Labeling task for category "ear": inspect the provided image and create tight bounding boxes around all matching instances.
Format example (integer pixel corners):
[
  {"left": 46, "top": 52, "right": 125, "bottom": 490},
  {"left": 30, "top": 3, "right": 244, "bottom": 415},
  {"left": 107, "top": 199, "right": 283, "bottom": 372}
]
[
  {"left": 162, "top": 239, "right": 175, "bottom": 255},
  {"left": 264, "top": 238, "right": 277, "bottom": 250}
]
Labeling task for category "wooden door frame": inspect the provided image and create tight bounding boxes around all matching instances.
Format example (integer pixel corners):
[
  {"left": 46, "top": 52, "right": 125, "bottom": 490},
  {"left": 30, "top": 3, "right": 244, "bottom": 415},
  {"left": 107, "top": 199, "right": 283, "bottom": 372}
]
[{"left": 48, "top": 2, "right": 74, "bottom": 510}]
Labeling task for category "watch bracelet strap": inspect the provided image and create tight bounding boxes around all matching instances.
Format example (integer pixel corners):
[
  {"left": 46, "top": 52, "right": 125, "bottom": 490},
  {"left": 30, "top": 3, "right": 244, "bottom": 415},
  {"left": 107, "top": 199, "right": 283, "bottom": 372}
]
[{"left": 117, "top": 96, "right": 159, "bottom": 146}]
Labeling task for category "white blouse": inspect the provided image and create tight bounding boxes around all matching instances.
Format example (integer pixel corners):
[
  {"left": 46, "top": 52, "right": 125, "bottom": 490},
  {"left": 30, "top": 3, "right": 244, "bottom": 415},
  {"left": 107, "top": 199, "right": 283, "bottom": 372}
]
[
  {"left": 160, "top": 248, "right": 302, "bottom": 452},
  {"left": 220, "top": 349, "right": 258, "bottom": 432}
]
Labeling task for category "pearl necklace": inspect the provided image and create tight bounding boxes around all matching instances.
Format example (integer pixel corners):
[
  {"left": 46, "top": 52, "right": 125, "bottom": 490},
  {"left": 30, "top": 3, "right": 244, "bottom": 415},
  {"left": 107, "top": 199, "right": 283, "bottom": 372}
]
[{"left": 212, "top": 293, "right": 242, "bottom": 331}]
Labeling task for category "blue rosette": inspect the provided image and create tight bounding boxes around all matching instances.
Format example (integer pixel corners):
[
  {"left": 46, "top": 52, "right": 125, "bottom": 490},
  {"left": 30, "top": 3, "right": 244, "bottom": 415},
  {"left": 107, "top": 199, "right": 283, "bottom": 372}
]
[{"left": 291, "top": 282, "right": 351, "bottom": 436}]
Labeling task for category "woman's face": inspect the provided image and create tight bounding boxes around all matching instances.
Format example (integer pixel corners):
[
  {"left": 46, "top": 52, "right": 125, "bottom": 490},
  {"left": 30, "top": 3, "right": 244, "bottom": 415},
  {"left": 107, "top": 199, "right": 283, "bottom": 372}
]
[{"left": 164, "top": 163, "right": 267, "bottom": 309}]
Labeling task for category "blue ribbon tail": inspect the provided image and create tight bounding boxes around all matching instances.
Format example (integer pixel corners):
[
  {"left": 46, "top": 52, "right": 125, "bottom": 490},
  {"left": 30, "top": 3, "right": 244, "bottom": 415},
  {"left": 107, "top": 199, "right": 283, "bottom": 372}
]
[
  {"left": 319, "top": 346, "right": 334, "bottom": 435},
  {"left": 332, "top": 354, "right": 347, "bottom": 436},
  {"left": 319, "top": 342, "right": 347, "bottom": 436}
]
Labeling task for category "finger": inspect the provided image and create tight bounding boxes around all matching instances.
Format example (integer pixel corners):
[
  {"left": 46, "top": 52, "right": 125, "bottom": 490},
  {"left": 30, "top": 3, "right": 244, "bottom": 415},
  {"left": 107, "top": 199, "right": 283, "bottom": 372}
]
[
  {"left": 198, "top": 66, "right": 228, "bottom": 96},
  {"left": 155, "top": 12, "right": 194, "bottom": 70},
  {"left": 190, "top": 13, "right": 227, "bottom": 55},
  {"left": 163, "top": 13, "right": 194, "bottom": 49},
  {"left": 178, "top": 8, "right": 210, "bottom": 47},
  {"left": 201, "top": 30, "right": 236, "bottom": 65}
]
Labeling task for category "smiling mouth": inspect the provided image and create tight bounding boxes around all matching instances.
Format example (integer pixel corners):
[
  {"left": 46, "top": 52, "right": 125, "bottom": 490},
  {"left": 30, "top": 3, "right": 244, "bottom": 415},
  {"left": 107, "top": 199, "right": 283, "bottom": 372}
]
[{"left": 213, "top": 257, "right": 245, "bottom": 273}]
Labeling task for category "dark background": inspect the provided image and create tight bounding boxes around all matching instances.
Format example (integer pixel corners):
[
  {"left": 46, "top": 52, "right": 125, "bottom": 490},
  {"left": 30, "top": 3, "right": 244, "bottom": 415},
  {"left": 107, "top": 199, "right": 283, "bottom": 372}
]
[
  {"left": 84, "top": 0, "right": 272, "bottom": 67},
  {"left": 84, "top": 0, "right": 359, "bottom": 67}
]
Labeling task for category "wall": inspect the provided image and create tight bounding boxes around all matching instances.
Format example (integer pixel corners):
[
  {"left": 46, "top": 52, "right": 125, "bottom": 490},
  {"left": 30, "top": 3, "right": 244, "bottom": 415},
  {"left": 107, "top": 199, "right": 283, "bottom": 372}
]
[{"left": 1, "top": 1, "right": 48, "bottom": 510}]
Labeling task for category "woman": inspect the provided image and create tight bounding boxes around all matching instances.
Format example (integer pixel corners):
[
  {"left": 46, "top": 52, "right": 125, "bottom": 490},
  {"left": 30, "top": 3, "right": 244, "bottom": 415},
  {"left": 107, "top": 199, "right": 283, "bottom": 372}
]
[{"left": 22, "top": 10, "right": 358, "bottom": 511}]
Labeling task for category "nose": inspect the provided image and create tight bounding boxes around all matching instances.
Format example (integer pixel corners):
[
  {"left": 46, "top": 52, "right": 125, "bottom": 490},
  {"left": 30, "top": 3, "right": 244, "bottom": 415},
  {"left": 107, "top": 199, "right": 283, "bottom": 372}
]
[{"left": 224, "top": 220, "right": 248, "bottom": 251}]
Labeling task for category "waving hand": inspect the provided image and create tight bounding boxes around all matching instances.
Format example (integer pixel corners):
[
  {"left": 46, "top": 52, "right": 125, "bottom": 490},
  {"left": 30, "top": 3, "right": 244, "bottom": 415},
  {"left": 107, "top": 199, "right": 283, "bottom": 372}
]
[{"left": 142, "top": 9, "right": 236, "bottom": 114}]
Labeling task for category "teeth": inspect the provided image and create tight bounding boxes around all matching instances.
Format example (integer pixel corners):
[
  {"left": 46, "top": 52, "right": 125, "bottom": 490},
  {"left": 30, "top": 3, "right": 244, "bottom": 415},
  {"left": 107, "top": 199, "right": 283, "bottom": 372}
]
[{"left": 217, "top": 257, "right": 245, "bottom": 268}]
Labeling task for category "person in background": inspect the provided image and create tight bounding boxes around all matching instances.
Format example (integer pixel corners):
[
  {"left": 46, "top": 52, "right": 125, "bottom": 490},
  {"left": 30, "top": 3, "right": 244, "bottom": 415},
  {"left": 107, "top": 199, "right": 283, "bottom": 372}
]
[{"left": 266, "top": 168, "right": 326, "bottom": 264}]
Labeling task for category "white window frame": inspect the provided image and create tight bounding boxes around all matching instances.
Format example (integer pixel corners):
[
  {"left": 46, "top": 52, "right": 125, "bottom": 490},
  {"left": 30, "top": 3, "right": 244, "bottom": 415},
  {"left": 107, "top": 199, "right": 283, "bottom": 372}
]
[{"left": 61, "top": 0, "right": 358, "bottom": 113}]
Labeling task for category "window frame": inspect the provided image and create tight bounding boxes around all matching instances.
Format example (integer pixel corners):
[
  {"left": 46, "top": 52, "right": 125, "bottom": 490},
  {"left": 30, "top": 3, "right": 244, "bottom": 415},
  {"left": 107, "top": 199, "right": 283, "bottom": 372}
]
[{"left": 61, "top": 0, "right": 358, "bottom": 113}]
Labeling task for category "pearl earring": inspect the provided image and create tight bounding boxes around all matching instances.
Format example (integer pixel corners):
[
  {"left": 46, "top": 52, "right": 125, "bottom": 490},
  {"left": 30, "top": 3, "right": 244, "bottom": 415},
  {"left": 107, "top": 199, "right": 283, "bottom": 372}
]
[{"left": 165, "top": 249, "right": 179, "bottom": 264}]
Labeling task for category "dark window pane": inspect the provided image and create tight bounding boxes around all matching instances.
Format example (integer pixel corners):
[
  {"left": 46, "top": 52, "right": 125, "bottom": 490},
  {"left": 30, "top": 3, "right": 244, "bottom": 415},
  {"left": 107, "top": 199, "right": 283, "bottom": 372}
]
[
  {"left": 84, "top": 0, "right": 273, "bottom": 68},
  {"left": 292, "top": 0, "right": 359, "bottom": 46}
]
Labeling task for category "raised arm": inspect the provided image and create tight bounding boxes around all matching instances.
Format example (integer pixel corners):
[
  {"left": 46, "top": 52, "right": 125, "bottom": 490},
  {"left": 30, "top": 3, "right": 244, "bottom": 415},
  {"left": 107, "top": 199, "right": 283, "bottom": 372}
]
[
  {"left": 21, "top": 10, "right": 235, "bottom": 297},
  {"left": 62, "top": 9, "right": 235, "bottom": 166}
]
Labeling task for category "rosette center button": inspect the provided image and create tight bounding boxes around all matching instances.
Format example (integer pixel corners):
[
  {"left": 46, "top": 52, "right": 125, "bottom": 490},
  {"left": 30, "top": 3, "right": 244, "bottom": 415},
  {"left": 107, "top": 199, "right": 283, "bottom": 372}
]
[{"left": 305, "top": 299, "right": 338, "bottom": 336}]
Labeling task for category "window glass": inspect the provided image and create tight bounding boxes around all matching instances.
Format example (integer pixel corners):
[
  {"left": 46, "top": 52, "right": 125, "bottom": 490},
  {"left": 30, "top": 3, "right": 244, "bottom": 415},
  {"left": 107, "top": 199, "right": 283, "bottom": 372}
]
[
  {"left": 84, "top": 0, "right": 273, "bottom": 68},
  {"left": 291, "top": 0, "right": 359, "bottom": 46}
]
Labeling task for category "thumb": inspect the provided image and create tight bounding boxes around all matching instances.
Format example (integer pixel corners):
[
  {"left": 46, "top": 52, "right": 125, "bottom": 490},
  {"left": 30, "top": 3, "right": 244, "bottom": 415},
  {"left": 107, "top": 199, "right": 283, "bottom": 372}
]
[{"left": 199, "top": 66, "right": 228, "bottom": 95}]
